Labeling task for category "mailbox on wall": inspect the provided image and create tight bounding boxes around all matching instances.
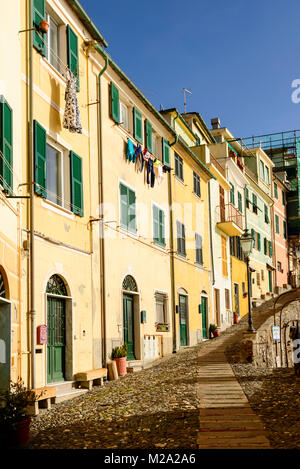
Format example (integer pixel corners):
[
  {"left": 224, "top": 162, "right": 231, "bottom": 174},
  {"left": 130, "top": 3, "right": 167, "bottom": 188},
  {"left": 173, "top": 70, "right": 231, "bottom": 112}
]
[{"left": 37, "top": 325, "right": 48, "bottom": 345}]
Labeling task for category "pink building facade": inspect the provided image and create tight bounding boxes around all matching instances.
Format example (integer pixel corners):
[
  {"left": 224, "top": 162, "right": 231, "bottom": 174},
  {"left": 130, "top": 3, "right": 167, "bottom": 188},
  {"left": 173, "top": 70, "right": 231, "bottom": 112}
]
[{"left": 272, "top": 175, "right": 289, "bottom": 289}]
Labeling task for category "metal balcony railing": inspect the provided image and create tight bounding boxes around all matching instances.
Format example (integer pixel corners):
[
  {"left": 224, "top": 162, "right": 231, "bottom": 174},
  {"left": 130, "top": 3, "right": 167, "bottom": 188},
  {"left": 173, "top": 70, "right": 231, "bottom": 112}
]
[
  {"left": 209, "top": 153, "right": 226, "bottom": 177},
  {"left": 216, "top": 203, "right": 243, "bottom": 230}
]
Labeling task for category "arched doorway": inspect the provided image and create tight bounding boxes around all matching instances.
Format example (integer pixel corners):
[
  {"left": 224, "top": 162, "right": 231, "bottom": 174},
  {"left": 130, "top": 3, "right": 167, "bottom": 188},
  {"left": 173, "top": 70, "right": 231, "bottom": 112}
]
[
  {"left": 0, "top": 268, "right": 8, "bottom": 299},
  {"left": 0, "top": 267, "right": 11, "bottom": 390},
  {"left": 46, "top": 274, "right": 68, "bottom": 383},
  {"left": 122, "top": 275, "right": 138, "bottom": 360}
]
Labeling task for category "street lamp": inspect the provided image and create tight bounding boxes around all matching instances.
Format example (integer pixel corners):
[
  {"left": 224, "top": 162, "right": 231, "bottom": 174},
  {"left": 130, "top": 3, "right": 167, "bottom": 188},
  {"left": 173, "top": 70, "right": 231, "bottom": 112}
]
[{"left": 240, "top": 229, "right": 256, "bottom": 333}]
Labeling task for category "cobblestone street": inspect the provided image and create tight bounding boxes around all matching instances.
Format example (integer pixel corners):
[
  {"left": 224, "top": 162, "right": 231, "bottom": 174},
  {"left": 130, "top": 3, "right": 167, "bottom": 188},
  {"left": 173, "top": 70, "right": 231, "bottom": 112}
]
[{"left": 26, "top": 302, "right": 300, "bottom": 450}]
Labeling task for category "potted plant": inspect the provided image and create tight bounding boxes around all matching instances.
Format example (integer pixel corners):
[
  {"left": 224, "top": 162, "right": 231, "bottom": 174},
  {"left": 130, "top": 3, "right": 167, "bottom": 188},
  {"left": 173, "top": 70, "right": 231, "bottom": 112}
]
[
  {"left": 209, "top": 324, "right": 220, "bottom": 338},
  {"left": 39, "top": 20, "right": 50, "bottom": 34},
  {"left": 0, "top": 378, "right": 38, "bottom": 447},
  {"left": 233, "top": 312, "right": 239, "bottom": 324},
  {"left": 111, "top": 343, "right": 128, "bottom": 377}
]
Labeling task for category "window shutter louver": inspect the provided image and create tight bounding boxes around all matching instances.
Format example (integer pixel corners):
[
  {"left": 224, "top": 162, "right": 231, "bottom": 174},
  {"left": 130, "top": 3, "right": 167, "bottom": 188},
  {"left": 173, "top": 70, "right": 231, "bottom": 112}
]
[
  {"left": 33, "top": 0, "right": 46, "bottom": 56},
  {"left": 33, "top": 120, "right": 47, "bottom": 198},
  {"left": 145, "top": 120, "right": 152, "bottom": 153},
  {"left": 133, "top": 108, "right": 143, "bottom": 144},
  {"left": 120, "top": 183, "right": 128, "bottom": 229},
  {"left": 251, "top": 228, "right": 255, "bottom": 248},
  {"left": 162, "top": 138, "right": 170, "bottom": 167},
  {"left": 264, "top": 237, "right": 267, "bottom": 255},
  {"left": 159, "top": 209, "right": 165, "bottom": 246},
  {"left": 153, "top": 205, "right": 159, "bottom": 244},
  {"left": 110, "top": 82, "right": 120, "bottom": 123},
  {"left": 67, "top": 25, "right": 79, "bottom": 90},
  {"left": 0, "top": 97, "right": 13, "bottom": 193},
  {"left": 70, "top": 151, "right": 83, "bottom": 216},
  {"left": 269, "top": 241, "right": 273, "bottom": 258},
  {"left": 128, "top": 188, "right": 136, "bottom": 233},
  {"left": 257, "top": 232, "right": 261, "bottom": 251}
]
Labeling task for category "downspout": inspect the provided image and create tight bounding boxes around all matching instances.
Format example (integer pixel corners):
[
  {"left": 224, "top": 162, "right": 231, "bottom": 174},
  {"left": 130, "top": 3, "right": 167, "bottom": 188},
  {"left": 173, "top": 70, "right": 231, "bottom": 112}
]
[
  {"left": 97, "top": 57, "right": 108, "bottom": 367},
  {"left": 169, "top": 126, "right": 178, "bottom": 353},
  {"left": 28, "top": 0, "right": 36, "bottom": 389}
]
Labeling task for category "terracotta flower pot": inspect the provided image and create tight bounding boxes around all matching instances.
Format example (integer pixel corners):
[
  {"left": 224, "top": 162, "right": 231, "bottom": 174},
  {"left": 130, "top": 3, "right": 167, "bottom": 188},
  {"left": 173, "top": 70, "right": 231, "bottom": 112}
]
[
  {"left": 114, "top": 357, "right": 127, "bottom": 376},
  {"left": 12, "top": 417, "right": 31, "bottom": 446},
  {"left": 234, "top": 313, "right": 239, "bottom": 324},
  {"left": 213, "top": 329, "right": 220, "bottom": 338},
  {"left": 39, "top": 20, "right": 50, "bottom": 34}
]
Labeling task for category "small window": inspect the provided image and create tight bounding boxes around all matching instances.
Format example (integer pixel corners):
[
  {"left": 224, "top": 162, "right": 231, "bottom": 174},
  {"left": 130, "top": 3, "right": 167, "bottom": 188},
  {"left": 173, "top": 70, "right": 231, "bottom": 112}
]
[
  {"left": 252, "top": 194, "right": 258, "bottom": 214},
  {"left": 275, "top": 214, "right": 280, "bottom": 234},
  {"left": 274, "top": 182, "right": 278, "bottom": 199},
  {"left": 277, "top": 261, "right": 282, "bottom": 272},
  {"left": 237, "top": 192, "right": 242, "bottom": 213},
  {"left": 265, "top": 166, "right": 270, "bottom": 185},
  {"left": 153, "top": 205, "right": 165, "bottom": 247},
  {"left": 260, "top": 160, "right": 265, "bottom": 180},
  {"left": 120, "top": 102, "right": 129, "bottom": 130},
  {"left": 193, "top": 172, "right": 201, "bottom": 197},
  {"left": 195, "top": 233, "right": 203, "bottom": 265},
  {"left": 120, "top": 183, "right": 136, "bottom": 233},
  {"left": 46, "top": 141, "right": 71, "bottom": 210},
  {"left": 229, "top": 183, "right": 235, "bottom": 205},
  {"left": 155, "top": 293, "right": 168, "bottom": 325},
  {"left": 225, "top": 289, "right": 230, "bottom": 309},
  {"left": 175, "top": 152, "right": 183, "bottom": 181},
  {"left": 176, "top": 221, "right": 186, "bottom": 257}
]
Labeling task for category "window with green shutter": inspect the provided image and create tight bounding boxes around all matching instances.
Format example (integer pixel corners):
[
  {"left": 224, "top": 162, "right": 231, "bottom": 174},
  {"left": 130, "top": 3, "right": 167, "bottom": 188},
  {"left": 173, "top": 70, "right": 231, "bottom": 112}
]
[
  {"left": 145, "top": 120, "right": 152, "bottom": 153},
  {"left": 245, "top": 188, "right": 250, "bottom": 208},
  {"left": 67, "top": 25, "right": 79, "bottom": 90},
  {"left": 282, "top": 190, "right": 285, "bottom": 206},
  {"left": 230, "top": 183, "right": 235, "bottom": 205},
  {"left": 34, "top": 120, "right": 47, "bottom": 198},
  {"left": 275, "top": 214, "right": 279, "bottom": 234},
  {"left": 176, "top": 221, "right": 186, "bottom": 257},
  {"left": 283, "top": 220, "right": 287, "bottom": 239},
  {"left": 193, "top": 172, "right": 201, "bottom": 197},
  {"left": 175, "top": 152, "right": 183, "bottom": 181},
  {"left": 70, "top": 151, "right": 83, "bottom": 216},
  {"left": 269, "top": 241, "right": 273, "bottom": 258},
  {"left": 120, "top": 183, "right": 136, "bottom": 233},
  {"left": 133, "top": 108, "right": 143, "bottom": 144},
  {"left": 257, "top": 232, "right": 261, "bottom": 251},
  {"left": 252, "top": 194, "right": 258, "bottom": 214},
  {"left": 0, "top": 97, "right": 13, "bottom": 193},
  {"left": 264, "top": 237, "right": 267, "bottom": 255},
  {"left": 153, "top": 205, "right": 165, "bottom": 247},
  {"left": 238, "top": 192, "right": 242, "bottom": 213},
  {"left": 162, "top": 138, "right": 170, "bottom": 167},
  {"left": 195, "top": 233, "right": 203, "bottom": 265},
  {"left": 33, "top": 0, "right": 46, "bottom": 56},
  {"left": 110, "top": 82, "right": 120, "bottom": 123},
  {"left": 274, "top": 182, "right": 278, "bottom": 199},
  {"left": 251, "top": 228, "right": 255, "bottom": 249},
  {"left": 264, "top": 204, "right": 269, "bottom": 224}
]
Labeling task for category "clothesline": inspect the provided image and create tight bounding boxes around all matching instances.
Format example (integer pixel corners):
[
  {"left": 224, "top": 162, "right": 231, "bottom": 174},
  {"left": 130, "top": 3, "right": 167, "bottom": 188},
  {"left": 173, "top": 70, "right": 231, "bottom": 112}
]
[
  {"left": 35, "top": 30, "right": 71, "bottom": 79},
  {"left": 126, "top": 138, "right": 171, "bottom": 189}
]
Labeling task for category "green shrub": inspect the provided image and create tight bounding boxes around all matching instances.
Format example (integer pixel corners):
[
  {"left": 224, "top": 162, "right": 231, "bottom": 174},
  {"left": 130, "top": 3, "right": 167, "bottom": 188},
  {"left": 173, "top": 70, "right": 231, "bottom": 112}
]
[{"left": 111, "top": 343, "right": 128, "bottom": 359}]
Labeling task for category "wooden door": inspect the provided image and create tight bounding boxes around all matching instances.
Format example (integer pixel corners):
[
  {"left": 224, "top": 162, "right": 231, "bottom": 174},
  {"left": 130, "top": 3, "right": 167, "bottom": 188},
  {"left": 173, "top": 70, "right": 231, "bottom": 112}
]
[
  {"left": 123, "top": 294, "right": 135, "bottom": 360},
  {"left": 201, "top": 297, "right": 208, "bottom": 339},
  {"left": 219, "top": 185, "right": 225, "bottom": 222},
  {"left": 179, "top": 295, "right": 188, "bottom": 346},
  {"left": 214, "top": 288, "right": 220, "bottom": 326},
  {"left": 47, "top": 296, "right": 65, "bottom": 383}
]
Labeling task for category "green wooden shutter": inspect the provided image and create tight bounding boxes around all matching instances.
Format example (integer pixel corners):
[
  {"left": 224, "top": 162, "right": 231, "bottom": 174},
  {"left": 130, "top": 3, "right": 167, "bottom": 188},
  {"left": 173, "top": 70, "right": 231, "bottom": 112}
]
[
  {"left": 274, "top": 182, "right": 278, "bottom": 199},
  {"left": 110, "top": 82, "right": 120, "bottom": 123},
  {"left": 145, "top": 120, "right": 152, "bottom": 153},
  {"left": 159, "top": 208, "right": 165, "bottom": 246},
  {"left": 33, "top": 120, "right": 47, "bottom": 197},
  {"left": 282, "top": 190, "right": 285, "bottom": 205},
  {"left": 238, "top": 192, "right": 242, "bottom": 213},
  {"left": 33, "top": 0, "right": 46, "bottom": 56},
  {"left": 162, "top": 138, "right": 170, "bottom": 166},
  {"left": 133, "top": 108, "right": 143, "bottom": 144},
  {"left": 230, "top": 183, "right": 235, "bottom": 205},
  {"left": 275, "top": 215, "right": 279, "bottom": 234},
  {"left": 257, "top": 232, "right": 261, "bottom": 251},
  {"left": 283, "top": 220, "right": 287, "bottom": 239},
  {"left": 70, "top": 151, "right": 83, "bottom": 216},
  {"left": 251, "top": 228, "right": 255, "bottom": 248},
  {"left": 264, "top": 237, "right": 267, "bottom": 255},
  {"left": 128, "top": 187, "right": 136, "bottom": 233},
  {"left": 0, "top": 97, "right": 13, "bottom": 193},
  {"left": 269, "top": 241, "right": 273, "bottom": 258},
  {"left": 67, "top": 25, "right": 79, "bottom": 90}
]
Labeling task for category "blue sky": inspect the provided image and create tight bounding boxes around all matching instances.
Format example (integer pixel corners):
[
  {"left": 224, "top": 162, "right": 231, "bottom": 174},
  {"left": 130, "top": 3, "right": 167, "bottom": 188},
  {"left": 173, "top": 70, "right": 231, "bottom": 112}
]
[{"left": 80, "top": 0, "right": 300, "bottom": 139}]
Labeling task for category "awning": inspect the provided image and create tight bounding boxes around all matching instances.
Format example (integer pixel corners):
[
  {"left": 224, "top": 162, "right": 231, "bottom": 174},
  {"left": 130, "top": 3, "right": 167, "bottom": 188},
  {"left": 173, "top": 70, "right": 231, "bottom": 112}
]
[{"left": 266, "top": 263, "right": 276, "bottom": 271}]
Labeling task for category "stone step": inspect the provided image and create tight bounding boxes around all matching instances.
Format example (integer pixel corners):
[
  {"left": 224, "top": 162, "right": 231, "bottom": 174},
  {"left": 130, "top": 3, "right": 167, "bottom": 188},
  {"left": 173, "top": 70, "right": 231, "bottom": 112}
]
[{"left": 54, "top": 388, "right": 88, "bottom": 404}]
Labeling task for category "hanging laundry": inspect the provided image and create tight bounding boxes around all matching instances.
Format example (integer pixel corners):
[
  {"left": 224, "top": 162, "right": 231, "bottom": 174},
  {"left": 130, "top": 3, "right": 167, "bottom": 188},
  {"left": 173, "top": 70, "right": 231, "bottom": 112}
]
[
  {"left": 143, "top": 149, "right": 151, "bottom": 160},
  {"left": 162, "top": 165, "right": 171, "bottom": 173},
  {"left": 147, "top": 158, "right": 155, "bottom": 188},
  {"left": 133, "top": 144, "right": 142, "bottom": 164},
  {"left": 138, "top": 153, "right": 144, "bottom": 172},
  {"left": 127, "top": 139, "right": 135, "bottom": 162},
  {"left": 157, "top": 163, "right": 164, "bottom": 184},
  {"left": 63, "top": 69, "right": 82, "bottom": 134}
]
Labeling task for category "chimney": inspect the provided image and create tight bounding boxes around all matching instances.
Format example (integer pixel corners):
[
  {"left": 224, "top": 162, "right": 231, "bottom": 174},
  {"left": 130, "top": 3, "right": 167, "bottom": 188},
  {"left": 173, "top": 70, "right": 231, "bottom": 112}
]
[{"left": 211, "top": 117, "right": 220, "bottom": 129}]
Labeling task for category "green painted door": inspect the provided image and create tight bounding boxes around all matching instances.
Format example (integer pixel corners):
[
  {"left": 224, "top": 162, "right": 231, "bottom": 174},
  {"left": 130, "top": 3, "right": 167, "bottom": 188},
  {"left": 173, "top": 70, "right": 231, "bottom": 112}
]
[
  {"left": 179, "top": 295, "right": 188, "bottom": 346},
  {"left": 123, "top": 294, "right": 135, "bottom": 360},
  {"left": 268, "top": 270, "right": 273, "bottom": 293},
  {"left": 47, "top": 296, "right": 65, "bottom": 383},
  {"left": 201, "top": 297, "right": 208, "bottom": 339}
]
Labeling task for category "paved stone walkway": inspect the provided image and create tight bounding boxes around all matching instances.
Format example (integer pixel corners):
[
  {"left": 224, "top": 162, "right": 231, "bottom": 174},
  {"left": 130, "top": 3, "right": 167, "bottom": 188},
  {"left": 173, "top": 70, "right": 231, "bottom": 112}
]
[{"left": 197, "top": 336, "right": 271, "bottom": 449}]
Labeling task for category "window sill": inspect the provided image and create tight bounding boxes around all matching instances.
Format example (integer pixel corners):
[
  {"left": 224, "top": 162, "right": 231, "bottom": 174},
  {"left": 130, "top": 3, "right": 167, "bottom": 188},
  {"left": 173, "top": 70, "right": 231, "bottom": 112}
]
[
  {"left": 40, "top": 56, "right": 67, "bottom": 87},
  {"left": 174, "top": 175, "right": 185, "bottom": 185},
  {"left": 119, "top": 225, "right": 138, "bottom": 239},
  {"left": 41, "top": 198, "right": 75, "bottom": 219}
]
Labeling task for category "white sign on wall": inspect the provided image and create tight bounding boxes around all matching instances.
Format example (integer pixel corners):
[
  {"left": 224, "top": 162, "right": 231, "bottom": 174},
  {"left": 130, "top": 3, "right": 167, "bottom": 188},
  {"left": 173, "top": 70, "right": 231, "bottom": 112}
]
[{"left": 272, "top": 326, "right": 280, "bottom": 341}]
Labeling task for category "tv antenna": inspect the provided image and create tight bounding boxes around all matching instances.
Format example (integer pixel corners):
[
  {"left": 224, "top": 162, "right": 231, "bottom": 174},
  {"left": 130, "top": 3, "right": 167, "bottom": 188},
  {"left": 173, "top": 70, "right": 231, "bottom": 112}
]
[{"left": 183, "top": 88, "right": 192, "bottom": 113}]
